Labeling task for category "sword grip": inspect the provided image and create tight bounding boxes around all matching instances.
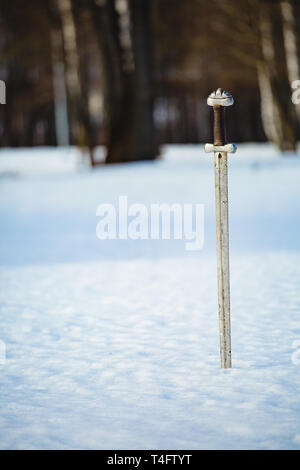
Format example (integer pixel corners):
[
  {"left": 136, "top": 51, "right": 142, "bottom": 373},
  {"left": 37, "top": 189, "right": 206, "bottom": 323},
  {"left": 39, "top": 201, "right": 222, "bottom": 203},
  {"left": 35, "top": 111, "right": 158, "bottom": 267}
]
[{"left": 213, "top": 105, "right": 226, "bottom": 146}]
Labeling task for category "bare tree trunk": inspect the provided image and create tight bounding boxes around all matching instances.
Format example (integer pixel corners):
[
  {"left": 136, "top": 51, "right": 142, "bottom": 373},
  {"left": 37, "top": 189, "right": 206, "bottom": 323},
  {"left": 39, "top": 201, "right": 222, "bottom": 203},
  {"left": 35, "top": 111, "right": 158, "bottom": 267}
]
[
  {"left": 257, "top": 63, "right": 279, "bottom": 146},
  {"left": 280, "top": 0, "right": 300, "bottom": 124},
  {"left": 258, "top": 1, "right": 297, "bottom": 152},
  {"left": 90, "top": 0, "right": 158, "bottom": 163},
  {"left": 51, "top": 29, "right": 70, "bottom": 146},
  {"left": 57, "top": 0, "right": 80, "bottom": 141},
  {"left": 57, "top": 0, "right": 95, "bottom": 164},
  {"left": 90, "top": 0, "right": 128, "bottom": 163},
  {"left": 127, "top": 0, "right": 158, "bottom": 161},
  {"left": 72, "top": 0, "right": 98, "bottom": 165},
  {"left": 0, "top": 67, "right": 11, "bottom": 146}
]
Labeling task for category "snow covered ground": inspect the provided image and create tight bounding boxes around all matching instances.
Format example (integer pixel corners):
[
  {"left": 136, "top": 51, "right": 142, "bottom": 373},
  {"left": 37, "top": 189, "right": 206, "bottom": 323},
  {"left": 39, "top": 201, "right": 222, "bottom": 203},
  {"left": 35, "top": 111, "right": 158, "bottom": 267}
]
[{"left": 0, "top": 144, "right": 300, "bottom": 449}]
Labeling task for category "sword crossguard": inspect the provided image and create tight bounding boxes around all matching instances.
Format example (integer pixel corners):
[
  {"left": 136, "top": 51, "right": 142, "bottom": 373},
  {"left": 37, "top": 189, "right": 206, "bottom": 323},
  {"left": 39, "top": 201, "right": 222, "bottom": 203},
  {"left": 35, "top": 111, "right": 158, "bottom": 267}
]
[{"left": 204, "top": 143, "right": 237, "bottom": 154}]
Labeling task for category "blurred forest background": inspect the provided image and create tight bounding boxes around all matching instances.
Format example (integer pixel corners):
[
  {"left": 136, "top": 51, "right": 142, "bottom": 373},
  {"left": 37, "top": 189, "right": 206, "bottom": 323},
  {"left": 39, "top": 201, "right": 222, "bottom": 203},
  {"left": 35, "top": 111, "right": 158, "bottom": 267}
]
[{"left": 0, "top": 0, "right": 300, "bottom": 164}]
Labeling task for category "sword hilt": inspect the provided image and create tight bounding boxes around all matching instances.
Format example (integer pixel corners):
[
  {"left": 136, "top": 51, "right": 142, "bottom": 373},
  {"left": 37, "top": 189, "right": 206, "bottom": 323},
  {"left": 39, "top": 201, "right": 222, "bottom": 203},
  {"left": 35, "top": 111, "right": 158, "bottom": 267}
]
[
  {"left": 205, "top": 88, "right": 236, "bottom": 154},
  {"left": 213, "top": 105, "right": 226, "bottom": 146}
]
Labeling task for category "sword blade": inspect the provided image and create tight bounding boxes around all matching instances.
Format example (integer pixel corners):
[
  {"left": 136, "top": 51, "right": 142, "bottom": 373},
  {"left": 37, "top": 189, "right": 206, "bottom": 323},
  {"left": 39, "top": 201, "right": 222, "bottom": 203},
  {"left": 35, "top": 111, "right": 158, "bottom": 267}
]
[{"left": 214, "top": 151, "right": 232, "bottom": 368}]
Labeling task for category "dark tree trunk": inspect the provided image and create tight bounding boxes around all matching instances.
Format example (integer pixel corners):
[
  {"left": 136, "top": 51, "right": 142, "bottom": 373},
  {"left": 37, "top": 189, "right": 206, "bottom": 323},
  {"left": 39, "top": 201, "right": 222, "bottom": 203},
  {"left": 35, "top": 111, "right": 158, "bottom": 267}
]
[
  {"left": 57, "top": 0, "right": 95, "bottom": 164},
  {"left": 72, "top": 0, "right": 98, "bottom": 164},
  {"left": 258, "top": 0, "right": 297, "bottom": 152},
  {"left": 51, "top": 28, "right": 70, "bottom": 146},
  {"left": 127, "top": 0, "right": 158, "bottom": 161},
  {"left": 90, "top": 0, "right": 158, "bottom": 164},
  {"left": 1, "top": 71, "right": 12, "bottom": 146}
]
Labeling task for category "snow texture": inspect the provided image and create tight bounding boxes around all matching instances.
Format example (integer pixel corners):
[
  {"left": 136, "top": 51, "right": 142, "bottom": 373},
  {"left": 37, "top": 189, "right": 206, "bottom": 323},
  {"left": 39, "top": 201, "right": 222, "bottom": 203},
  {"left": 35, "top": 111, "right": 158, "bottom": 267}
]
[{"left": 0, "top": 144, "right": 300, "bottom": 449}]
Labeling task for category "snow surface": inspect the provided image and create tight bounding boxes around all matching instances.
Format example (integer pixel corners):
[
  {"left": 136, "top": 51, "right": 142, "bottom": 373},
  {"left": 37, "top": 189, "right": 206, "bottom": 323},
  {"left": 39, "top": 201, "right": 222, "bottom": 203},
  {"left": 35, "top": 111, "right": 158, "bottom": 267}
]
[{"left": 0, "top": 144, "right": 300, "bottom": 449}]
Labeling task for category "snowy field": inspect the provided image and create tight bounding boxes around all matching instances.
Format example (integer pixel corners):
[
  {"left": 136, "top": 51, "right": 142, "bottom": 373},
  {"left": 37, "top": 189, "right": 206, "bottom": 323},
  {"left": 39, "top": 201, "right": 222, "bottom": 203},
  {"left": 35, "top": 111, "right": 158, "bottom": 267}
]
[{"left": 0, "top": 144, "right": 300, "bottom": 449}]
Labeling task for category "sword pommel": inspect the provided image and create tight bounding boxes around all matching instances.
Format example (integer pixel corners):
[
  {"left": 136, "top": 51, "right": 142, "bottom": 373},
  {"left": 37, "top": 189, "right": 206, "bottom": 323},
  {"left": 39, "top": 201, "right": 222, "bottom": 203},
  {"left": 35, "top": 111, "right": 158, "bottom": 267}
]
[{"left": 207, "top": 88, "right": 234, "bottom": 107}]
